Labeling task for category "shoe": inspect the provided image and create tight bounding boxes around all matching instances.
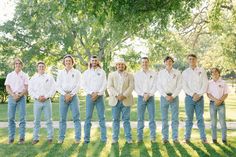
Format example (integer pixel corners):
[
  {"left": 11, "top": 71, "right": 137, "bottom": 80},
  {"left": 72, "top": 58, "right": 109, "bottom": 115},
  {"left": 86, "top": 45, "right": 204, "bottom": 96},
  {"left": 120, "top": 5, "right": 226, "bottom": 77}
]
[
  {"left": 8, "top": 139, "right": 14, "bottom": 144},
  {"left": 137, "top": 139, "right": 143, "bottom": 144},
  {"left": 48, "top": 139, "right": 53, "bottom": 144},
  {"left": 18, "top": 138, "right": 25, "bottom": 144},
  {"left": 83, "top": 141, "right": 89, "bottom": 144},
  {"left": 212, "top": 139, "right": 217, "bottom": 144},
  {"left": 222, "top": 140, "right": 227, "bottom": 144},
  {"left": 57, "top": 140, "right": 64, "bottom": 144},
  {"left": 32, "top": 140, "right": 39, "bottom": 145},
  {"left": 173, "top": 140, "right": 179, "bottom": 144},
  {"left": 163, "top": 140, "right": 169, "bottom": 144},
  {"left": 202, "top": 139, "right": 208, "bottom": 144},
  {"left": 75, "top": 140, "right": 80, "bottom": 144},
  {"left": 151, "top": 139, "right": 157, "bottom": 143},
  {"left": 111, "top": 139, "right": 118, "bottom": 144},
  {"left": 126, "top": 139, "right": 133, "bottom": 144},
  {"left": 183, "top": 139, "right": 190, "bottom": 144}
]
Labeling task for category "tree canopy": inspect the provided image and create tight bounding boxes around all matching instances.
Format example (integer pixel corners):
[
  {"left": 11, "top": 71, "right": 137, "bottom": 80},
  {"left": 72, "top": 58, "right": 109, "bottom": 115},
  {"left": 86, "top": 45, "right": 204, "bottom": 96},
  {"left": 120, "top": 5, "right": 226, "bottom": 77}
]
[{"left": 0, "top": 0, "right": 235, "bottom": 76}]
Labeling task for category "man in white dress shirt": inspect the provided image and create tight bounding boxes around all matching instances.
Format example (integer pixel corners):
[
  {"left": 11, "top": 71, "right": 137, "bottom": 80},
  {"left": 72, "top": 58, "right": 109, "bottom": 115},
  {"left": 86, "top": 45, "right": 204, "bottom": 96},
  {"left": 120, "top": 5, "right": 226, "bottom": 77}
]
[
  {"left": 157, "top": 56, "right": 182, "bottom": 143},
  {"left": 29, "top": 61, "right": 56, "bottom": 145},
  {"left": 134, "top": 57, "right": 157, "bottom": 143},
  {"left": 57, "top": 54, "right": 81, "bottom": 144},
  {"left": 82, "top": 55, "right": 107, "bottom": 143},
  {"left": 182, "top": 54, "right": 208, "bottom": 143},
  {"left": 5, "top": 58, "right": 29, "bottom": 144}
]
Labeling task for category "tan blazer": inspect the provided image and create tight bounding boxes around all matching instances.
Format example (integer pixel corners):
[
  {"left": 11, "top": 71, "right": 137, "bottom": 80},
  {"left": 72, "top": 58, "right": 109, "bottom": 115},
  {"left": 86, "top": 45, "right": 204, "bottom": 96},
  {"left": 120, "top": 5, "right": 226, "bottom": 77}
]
[{"left": 107, "top": 71, "right": 134, "bottom": 107}]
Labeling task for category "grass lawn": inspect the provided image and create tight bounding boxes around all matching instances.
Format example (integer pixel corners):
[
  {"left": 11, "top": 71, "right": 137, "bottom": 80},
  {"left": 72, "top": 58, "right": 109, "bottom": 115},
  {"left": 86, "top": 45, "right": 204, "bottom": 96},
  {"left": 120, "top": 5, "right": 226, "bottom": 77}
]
[
  {"left": 0, "top": 128, "right": 235, "bottom": 157},
  {"left": 0, "top": 94, "right": 235, "bottom": 122}
]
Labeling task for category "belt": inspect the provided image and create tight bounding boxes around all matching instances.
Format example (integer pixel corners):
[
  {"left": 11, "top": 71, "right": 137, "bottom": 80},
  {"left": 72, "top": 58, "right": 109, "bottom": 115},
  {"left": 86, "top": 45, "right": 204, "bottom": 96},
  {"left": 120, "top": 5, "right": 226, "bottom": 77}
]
[{"left": 166, "top": 93, "right": 172, "bottom": 96}]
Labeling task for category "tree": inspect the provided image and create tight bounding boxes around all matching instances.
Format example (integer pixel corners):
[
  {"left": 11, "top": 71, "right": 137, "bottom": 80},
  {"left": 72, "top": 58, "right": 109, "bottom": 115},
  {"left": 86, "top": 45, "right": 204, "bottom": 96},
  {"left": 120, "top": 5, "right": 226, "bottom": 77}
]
[{"left": 0, "top": 0, "right": 201, "bottom": 76}]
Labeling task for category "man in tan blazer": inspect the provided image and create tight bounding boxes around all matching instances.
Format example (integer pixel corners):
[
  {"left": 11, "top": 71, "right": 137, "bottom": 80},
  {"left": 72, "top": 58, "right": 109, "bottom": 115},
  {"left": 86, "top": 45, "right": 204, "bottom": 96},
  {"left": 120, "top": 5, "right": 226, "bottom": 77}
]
[{"left": 107, "top": 58, "right": 134, "bottom": 144}]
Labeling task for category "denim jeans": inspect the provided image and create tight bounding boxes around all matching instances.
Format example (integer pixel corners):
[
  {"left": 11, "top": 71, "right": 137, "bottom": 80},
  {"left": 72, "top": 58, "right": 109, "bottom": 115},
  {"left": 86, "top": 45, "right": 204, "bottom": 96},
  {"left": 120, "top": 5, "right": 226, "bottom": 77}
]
[
  {"left": 137, "top": 96, "right": 156, "bottom": 141},
  {"left": 185, "top": 95, "right": 206, "bottom": 140},
  {"left": 160, "top": 96, "right": 179, "bottom": 141},
  {"left": 8, "top": 95, "right": 26, "bottom": 140},
  {"left": 112, "top": 101, "right": 132, "bottom": 142},
  {"left": 59, "top": 95, "right": 81, "bottom": 141},
  {"left": 84, "top": 95, "right": 107, "bottom": 142},
  {"left": 33, "top": 99, "right": 53, "bottom": 140},
  {"left": 210, "top": 101, "right": 227, "bottom": 141}
]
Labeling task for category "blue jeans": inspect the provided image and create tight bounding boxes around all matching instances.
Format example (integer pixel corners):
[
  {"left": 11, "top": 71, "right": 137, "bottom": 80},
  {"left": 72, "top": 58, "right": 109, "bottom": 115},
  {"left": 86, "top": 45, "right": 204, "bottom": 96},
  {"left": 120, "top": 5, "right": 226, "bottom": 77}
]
[
  {"left": 137, "top": 96, "right": 156, "bottom": 141},
  {"left": 112, "top": 101, "right": 132, "bottom": 141},
  {"left": 33, "top": 99, "right": 53, "bottom": 140},
  {"left": 185, "top": 95, "right": 206, "bottom": 140},
  {"left": 210, "top": 101, "right": 227, "bottom": 141},
  {"left": 8, "top": 95, "right": 26, "bottom": 140},
  {"left": 59, "top": 95, "right": 81, "bottom": 141},
  {"left": 84, "top": 95, "right": 107, "bottom": 142},
  {"left": 160, "top": 96, "right": 179, "bottom": 141}
]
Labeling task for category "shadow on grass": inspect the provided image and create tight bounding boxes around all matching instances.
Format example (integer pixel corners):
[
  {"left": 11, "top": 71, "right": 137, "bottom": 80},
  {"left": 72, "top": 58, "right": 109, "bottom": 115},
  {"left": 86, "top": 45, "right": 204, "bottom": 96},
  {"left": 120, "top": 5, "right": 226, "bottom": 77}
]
[
  {"left": 120, "top": 143, "right": 132, "bottom": 157},
  {"left": 77, "top": 143, "right": 88, "bottom": 157},
  {"left": 151, "top": 142, "right": 162, "bottom": 157},
  {"left": 138, "top": 142, "right": 151, "bottom": 157},
  {"left": 215, "top": 143, "right": 235, "bottom": 156},
  {"left": 45, "top": 143, "right": 65, "bottom": 157},
  {"left": 90, "top": 141, "right": 106, "bottom": 157},
  {"left": 164, "top": 143, "right": 179, "bottom": 157},
  {"left": 188, "top": 142, "right": 209, "bottom": 157},
  {"left": 174, "top": 143, "right": 191, "bottom": 157},
  {"left": 202, "top": 143, "right": 221, "bottom": 157},
  {"left": 109, "top": 143, "right": 119, "bottom": 157}
]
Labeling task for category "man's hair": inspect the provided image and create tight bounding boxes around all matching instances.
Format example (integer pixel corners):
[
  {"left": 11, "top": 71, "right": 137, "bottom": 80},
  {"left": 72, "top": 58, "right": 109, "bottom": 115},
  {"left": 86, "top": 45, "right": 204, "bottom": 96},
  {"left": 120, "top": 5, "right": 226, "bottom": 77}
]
[
  {"left": 141, "top": 56, "right": 149, "bottom": 61},
  {"left": 164, "top": 56, "right": 174, "bottom": 63},
  {"left": 37, "top": 61, "right": 45, "bottom": 67},
  {"left": 63, "top": 54, "right": 75, "bottom": 65},
  {"left": 211, "top": 67, "right": 221, "bottom": 75},
  {"left": 187, "top": 54, "right": 197, "bottom": 59}
]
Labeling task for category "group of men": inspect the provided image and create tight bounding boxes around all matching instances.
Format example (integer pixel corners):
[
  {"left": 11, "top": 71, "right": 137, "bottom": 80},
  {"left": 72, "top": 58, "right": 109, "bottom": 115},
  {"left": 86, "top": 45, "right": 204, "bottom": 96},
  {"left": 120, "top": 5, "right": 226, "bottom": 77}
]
[{"left": 4, "top": 54, "right": 229, "bottom": 145}]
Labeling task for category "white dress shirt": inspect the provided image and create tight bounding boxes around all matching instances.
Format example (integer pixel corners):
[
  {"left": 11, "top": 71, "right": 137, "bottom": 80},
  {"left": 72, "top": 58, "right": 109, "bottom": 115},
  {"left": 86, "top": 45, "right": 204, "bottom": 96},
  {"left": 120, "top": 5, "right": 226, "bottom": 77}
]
[
  {"left": 29, "top": 73, "right": 56, "bottom": 99},
  {"left": 182, "top": 67, "right": 208, "bottom": 96},
  {"left": 56, "top": 68, "right": 81, "bottom": 96},
  {"left": 82, "top": 67, "right": 107, "bottom": 95},
  {"left": 157, "top": 68, "right": 182, "bottom": 98},
  {"left": 134, "top": 69, "right": 157, "bottom": 96},
  {"left": 5, "top": 71, "right": 29, "bottom": 93},
  {"left": 207, "top": 78, "right": 230, "bottom": 100}
]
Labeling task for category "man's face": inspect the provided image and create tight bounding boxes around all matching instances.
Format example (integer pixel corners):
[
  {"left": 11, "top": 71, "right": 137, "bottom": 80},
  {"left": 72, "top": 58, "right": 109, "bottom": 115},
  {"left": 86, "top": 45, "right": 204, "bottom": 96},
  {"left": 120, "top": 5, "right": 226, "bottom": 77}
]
[
  {"left": 165, "top": 59, "right": 173, "bottom": 68},
  {"left": 116, "top": 63, "right": 126, "bottom": 72},
  {"left": 91, "top": 58, "right": 99, "bottom": 68},
  {"left": 37, "top": 63, "right": 45, "bottom": 74},
  {"left": 141, "top": 59, "right": 149, "bottom": 69},
  {"left": 14, "top": 60, "right": 22, "bottom": 71},
  {"left": 64, "top": 57, "right": 73, "bottom": 69},
  {"left": 188, "top": 56, "right": 197, "bottom": 67}
]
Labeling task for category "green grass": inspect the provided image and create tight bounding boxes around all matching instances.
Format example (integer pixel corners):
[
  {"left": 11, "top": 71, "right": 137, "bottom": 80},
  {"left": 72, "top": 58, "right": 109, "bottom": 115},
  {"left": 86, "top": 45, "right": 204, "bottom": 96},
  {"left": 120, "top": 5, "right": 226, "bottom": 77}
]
[
  {"left": 0, "top": 128, "right": 235, "bottom": 157},
  {"left": 0, "top": 94, "right": 235, "bottom": 122}
]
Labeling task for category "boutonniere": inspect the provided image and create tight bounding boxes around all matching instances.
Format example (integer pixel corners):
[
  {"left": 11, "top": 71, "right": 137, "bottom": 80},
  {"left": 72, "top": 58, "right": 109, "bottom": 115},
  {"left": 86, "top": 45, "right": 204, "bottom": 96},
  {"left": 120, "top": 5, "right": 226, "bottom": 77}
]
[
  {"left": 97, "top": 72, "right": 101, "bottom": 76},
  {"left": 72, "top": 74, "right": 74, "bottom": 78},
  {"left": 173, "top": 74, "right": 176, "bottom": 79},
  {"left": 198, "top": 71, "right": 202, "bottom": 76},
  {"left": 218, "top": 84, "right": 223, "bottom": 88},
  {"left": 46, "top": 79, "right": 49, "bottom": 83},
  {"left": 150, "top": 75, "right": 153, "bottom": 79}
]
